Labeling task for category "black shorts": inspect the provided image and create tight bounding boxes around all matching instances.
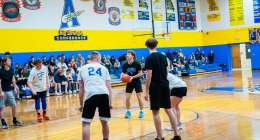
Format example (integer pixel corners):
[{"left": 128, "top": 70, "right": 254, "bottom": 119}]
[
  {"left": 126, "top": 80, "right": 143, "bottom": 93},
  {"left": 171, "top": 87, "right": 187, "bottom": 98},
  {"left": 81, "top": 94, "right": 111, "bottom": 123},
  {"left": 149, "top": 83, "right": 171, "bottom": 110}
]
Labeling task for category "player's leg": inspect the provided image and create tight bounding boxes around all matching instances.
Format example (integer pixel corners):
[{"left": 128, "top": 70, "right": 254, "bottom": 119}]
[
  {"left": 0, "top": 97, "right": 8, "bottom": 129},
  {"left": 34, "top": 92, "right": 42, "bottom": 122},
  {"left": 98, "top": 94, "right": 111, "bottom": 140},
  {"left": 135, "top": 81, "right": 144, "bottom": 118},
  {"left": 125, "top": 84, "right": 134, "bottom": 118},
  {"left": 40, "top": 91, "right": 49, "bottom": 120},
  {"left": 82, "top": 96, "right": 97, "bottom": 140},
  {"left": 4, "top": 91, "right": 22, "bottom": 126}
]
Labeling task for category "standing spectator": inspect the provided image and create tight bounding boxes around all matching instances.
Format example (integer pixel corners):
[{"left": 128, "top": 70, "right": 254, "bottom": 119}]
[
  {"left": 61, "top": 53, "right": 68, "bottom": 64},
  {"left": 208, "top": 50, "right": 215, "bottom": 64}
]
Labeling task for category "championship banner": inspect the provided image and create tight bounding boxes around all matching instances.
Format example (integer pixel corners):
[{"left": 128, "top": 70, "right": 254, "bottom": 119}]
[
  {"left": 138, "top": 0, "right": 149, "bottom": 20},
  {"left": 121, "top": 0, "right": 135, "bottom": 20},
  {"left": 0, "top": 0, "right": 21, "bottom": 22},
  {"left": 93, "top": 0, "right": 106, "bottom": 14},
  {"left": 177, "top": 0, "right": 197, "bottom": 30},
  {"left": 152, "top": 0, "right": 163, "bottom": 21},
  {"left": 166, "top": 0, "right": 175, "bottom": 21},
  {"left": 253, "top": 0, "right": 260, "bottom": 23},
  {"left": 207, "top": 0, "right": 221, "bottom": 22},
  {"left": 108, "top": 7, "right": 121, "bottom": 25},
  {"left": 229, "top": 0, "right": 244, "bottom": 26},
  {"left": 22, "top": 0, "right": 41, "bottom": 10}
]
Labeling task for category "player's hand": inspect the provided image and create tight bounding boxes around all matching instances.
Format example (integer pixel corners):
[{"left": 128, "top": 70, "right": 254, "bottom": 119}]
[
  {"left": 129, "top": 76, "right": 133, "bottom": 83},
  {"left": 14, "top": 86, "right": 19, "bottom": 95},
  {"left": 0, "top": 91, "right": 4, "bottom": 99},
  {"left": 32, "top": 91, "right": 37, "bottom": 96},
  {"left": 144, "top": 94, "right": 149, "bottom": 101},
  {"left": 79, "top": 106, "right": 83, "bottom": 112}
]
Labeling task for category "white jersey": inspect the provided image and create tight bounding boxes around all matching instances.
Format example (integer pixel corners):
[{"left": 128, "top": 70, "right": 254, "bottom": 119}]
[
  {"left": 28, "top": 65, "right": 48, "bottom": 92},
  {"left": 167, "top": 73, "right": 187, "bottom": 89},
  {"left": 79, "top": 63, "right": 111, "bottom": 101}
]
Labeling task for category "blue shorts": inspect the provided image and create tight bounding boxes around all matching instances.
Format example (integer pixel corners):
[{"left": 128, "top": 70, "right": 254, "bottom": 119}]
[{"left": 0, "top": 91, "right": 16, "bottom": 108}]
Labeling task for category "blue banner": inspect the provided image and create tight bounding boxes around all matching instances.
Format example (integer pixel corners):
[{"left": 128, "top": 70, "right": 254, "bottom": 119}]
[{"left": 254, "top": 0, "right": 260, "bottom": 23}]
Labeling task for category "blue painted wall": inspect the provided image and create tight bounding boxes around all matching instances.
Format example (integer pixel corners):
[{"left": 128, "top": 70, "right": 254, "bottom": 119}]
[
  {"left": 250, "top": 43, "right": 260, "bottom": 69},
  {"left": 1, "top": 45, "right": 232, "bottom": 71}
]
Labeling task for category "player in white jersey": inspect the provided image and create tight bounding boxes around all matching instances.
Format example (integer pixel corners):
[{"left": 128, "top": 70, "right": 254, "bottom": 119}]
[
  {"left": 79, "top": 51, "right": 112, "bottom": 140},
  {"left": 167, "top": 72, "right": 187, "bottom": 130}
]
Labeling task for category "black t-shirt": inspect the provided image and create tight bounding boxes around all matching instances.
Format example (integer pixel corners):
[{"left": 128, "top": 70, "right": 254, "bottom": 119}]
[
  {"left": 145, "top": 52, "right": 169, "bottom": 86},
  {"left": 0, "top": 68, "right": 14, "bottom": 92},
  {"left": 122, "top": 61, "right": 142, "bottom": 82}
]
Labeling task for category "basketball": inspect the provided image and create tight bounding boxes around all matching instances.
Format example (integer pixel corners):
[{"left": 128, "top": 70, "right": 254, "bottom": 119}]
[{"left": 121, "top": 74, "right": 131, "bottom": 83}]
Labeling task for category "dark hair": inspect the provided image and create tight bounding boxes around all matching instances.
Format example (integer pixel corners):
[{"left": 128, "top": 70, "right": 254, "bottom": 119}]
[
  {"left": 145, "top": 38, "right": 158, "bottom": 49},
  {"left": 127, "top": 50, "right": 136, "bottom": 59},
  {"left": 34, "top": 59, "right": 42, "bottom": 65},
  {"left": 90, "top": 51, "right": 101, "bottom": 60},
  {"left": 1, "top": 57, "right": 10, "bottom": 67}
]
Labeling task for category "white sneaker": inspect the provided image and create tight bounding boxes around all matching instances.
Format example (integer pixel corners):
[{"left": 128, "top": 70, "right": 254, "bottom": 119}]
[
  {"left": 69, "top": 91, "right": 72, "bottom": 94},
  {"left": 177, "top": 123, "right": 183, "bottom": 130}
]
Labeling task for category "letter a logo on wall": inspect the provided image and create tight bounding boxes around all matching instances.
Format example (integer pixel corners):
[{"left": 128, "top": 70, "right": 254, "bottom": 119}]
[
  {"left": 0, "top": 0, "right": 21, "bottom": 22},
  {"left": 60, "top": 0, "right": 80, "bottom": 29}
]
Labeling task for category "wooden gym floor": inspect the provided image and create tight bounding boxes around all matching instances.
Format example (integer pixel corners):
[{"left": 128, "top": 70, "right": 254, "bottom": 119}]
[{"left": 1, "top": 70, "right": 260, "bottom": 140}]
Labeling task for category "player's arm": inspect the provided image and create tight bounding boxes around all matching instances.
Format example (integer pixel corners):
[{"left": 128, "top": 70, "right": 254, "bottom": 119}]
[
  {"left": 105, "top": 68, "right": 113, "bottom": 108},
  {"left": 132, "top": 64, "right": 143, "bottom": 79},
  {"left": 12, "top": 76, "right": 19, "bottom": 95},
  {"left": 105, "top": 80, "right": 113, "bottom": 109},
  {"left": 0, "top": 78, "right": 3, "bottom": 97},
  {"left": 79, "top": 80, "right": 84, "bottom": 110},
  {"left": 145, "top": 70, "right": 152, "bottom": 101},
  {"left": 27, "top": 72, "right": 37, "bottom": 96}
]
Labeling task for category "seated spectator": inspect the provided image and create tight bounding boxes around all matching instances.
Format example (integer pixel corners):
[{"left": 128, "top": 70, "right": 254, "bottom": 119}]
[
  {"left": 42, "top": 56, "right": 48, "bottom": 66},
  {"left": 49, "top": 56, "right": 56, "bottom": 67},
  {"left": 110, "top": 56, "right": 116, "bottom": 66},
  {"left": 56, "top": 55, "right": 62, "bottom": 66},
  {"left": 103, "top": 56, "right": 112, "bottom": 73},
  {"left": 54, "top": 69, "right": 68, "bottom": 95},
  {"left": 113, "top": 59, "right": 120, "bottom": 77},
  {"left": 15, "top": 63, "right": 20, "bottom": 76},
  {"left": 29, "top": 56, "right": 35, "bottom": 69},
  {"left": 208, "top": 50, "right": 214, "bottom": 64},
  {"left": 48, "top": 65, "right": 56, "bottom": 92},
  {"left": 16, "top": 68, "right": 31, "bottom": 98},
  {"left": 77, "top": 54, "right": 85, "bottom": 68},
  {"left": 57, "top": 59, "right": 68, "bottom": 72},
  {"left": 61, "top": 53, "right": 68, "bottom": 64},
  {"left": 23, "top": 63, "right": 30, "bottom": 78}
]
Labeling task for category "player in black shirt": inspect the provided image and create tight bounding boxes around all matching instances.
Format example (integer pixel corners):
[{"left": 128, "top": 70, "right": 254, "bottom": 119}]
[
  {"left": 144, "top": 38, "right": 181, "bottom": 140},
  {"left": 0, "top": 57, "right": 22, "bottom": 129},
  {"left": 122, "top": 50, "right": 144, "bottom": 119}
]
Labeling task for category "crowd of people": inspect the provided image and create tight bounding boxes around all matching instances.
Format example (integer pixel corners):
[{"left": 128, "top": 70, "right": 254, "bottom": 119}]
[
  {"left": 165, "top": 48, "right": 215, "bottom": 75},
  {"left": 0, "top": 49, "right": 215, "bottom": 98}
]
